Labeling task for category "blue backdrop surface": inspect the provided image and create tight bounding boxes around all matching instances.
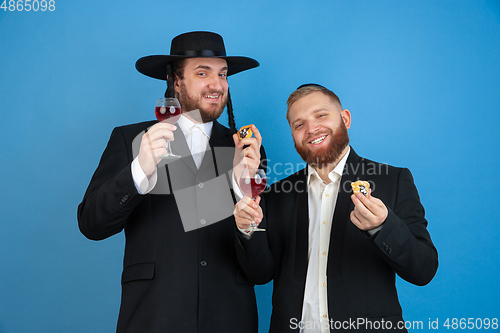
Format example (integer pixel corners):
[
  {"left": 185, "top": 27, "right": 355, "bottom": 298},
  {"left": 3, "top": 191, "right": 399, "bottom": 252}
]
[{"left": 1, "top": 1, "right": 499, "bottom": 332}]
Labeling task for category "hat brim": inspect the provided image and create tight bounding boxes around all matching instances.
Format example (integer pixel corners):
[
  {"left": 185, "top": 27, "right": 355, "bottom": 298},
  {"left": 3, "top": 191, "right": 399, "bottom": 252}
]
[{"left": 135, "top": 55, "right": 259, "bottom": 80}]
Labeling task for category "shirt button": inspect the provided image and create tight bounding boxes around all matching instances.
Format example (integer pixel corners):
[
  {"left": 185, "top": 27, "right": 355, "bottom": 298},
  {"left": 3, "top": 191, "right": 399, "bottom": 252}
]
[
  {"left": 323, "top": 221, "right": 327, "bottom": 225},
  {"left": 200, "top": 219, "right": 206, "bottom": 225},
  {"left": 322, "top": 282, "right": 326, "bottom": 287},
  {"left": 198, "top": 183, "right": 204, "bottom": 188},
  {"left": 325, "top": 193, "right": 329, "bottom": 197},
  {"left": 323, "top": 314, "right": 328, "bottom": 318},
  {"left": 322, "top": 252, "right": 327, "bottom": 256},
  {"left": 200, "top": 261, "right": 207, "bottom": 267}
]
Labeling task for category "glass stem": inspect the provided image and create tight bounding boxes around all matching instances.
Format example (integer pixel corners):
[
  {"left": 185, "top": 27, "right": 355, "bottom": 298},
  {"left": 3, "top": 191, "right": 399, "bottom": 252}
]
[{"left": 167, "top": 139, "right": 173, "bottom": 154}]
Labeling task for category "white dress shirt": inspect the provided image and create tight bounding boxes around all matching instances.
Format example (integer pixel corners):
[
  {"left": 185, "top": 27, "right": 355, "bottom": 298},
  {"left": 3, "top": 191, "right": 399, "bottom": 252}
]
[
  {"left": 300, "top": 148, "right": 350, "bottom": 333},
  {"left": 177, "top": 115, "right": 212, "bottom": 169}
]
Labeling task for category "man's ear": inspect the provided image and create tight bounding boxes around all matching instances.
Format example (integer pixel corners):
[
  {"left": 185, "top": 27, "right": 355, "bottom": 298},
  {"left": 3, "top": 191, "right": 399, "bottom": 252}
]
[
  {"left": 341, "top": 109, "right": 351, "bottom": 129},
  {"left": 173, "top": 74, "right": 181, "bottom": 94}
]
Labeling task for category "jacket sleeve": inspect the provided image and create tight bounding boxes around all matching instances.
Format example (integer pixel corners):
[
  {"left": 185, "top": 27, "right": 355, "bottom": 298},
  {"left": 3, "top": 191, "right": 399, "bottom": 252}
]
[
  {"left": 234, "top": 145, "right": 274, "bottom": 285},
  {"left": 77, "top": 127, "right": 145, "bottom": 240},
  {"left": 372, "top": 168, "right": 439, "bottom": 286},
  {"left": 234, "top": 228, "right": 274, "bottom": 285}
]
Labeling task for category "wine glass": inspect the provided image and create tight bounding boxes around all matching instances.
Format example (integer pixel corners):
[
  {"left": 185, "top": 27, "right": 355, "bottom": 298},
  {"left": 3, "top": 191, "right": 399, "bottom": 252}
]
[
  {"left": 239, "top": 168, "right": 267, "bottom": 231},
  {"left": 155, "top": 98, "right": 181, "bottom": 159}
]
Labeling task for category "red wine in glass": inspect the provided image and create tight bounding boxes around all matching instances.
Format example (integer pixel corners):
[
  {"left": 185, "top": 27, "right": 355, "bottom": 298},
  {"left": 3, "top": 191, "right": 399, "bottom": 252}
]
[
  {"left": 155, "top": 98, "right": 181, "bottom": 159},
  {"left": 239, "top": 169, "right": 267, "bottom": 231},
  {"left": 240, "top": 177, "right": 267, "bottom": 198},
  {"left": 155, "top": 106, "right": 181, "bottom": 123}
]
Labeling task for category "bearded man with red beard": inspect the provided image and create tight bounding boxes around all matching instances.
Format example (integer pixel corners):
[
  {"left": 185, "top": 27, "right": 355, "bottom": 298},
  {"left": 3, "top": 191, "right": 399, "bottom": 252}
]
[{"left": 233, "top": 84, "right": 438, "bottom": 333}]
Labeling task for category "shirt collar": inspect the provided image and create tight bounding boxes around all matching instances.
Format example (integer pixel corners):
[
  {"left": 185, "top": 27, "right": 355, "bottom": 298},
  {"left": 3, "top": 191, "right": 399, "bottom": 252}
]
[
  {"left": 177, "top": 114, "right": 213, "bottom": 138},
  {"left": 307, "top": 146, "right": 351, "bottom": 185}
]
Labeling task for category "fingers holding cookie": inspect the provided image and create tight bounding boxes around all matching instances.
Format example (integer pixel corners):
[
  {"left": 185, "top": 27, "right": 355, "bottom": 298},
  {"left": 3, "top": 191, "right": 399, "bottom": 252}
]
[
  {"left": 350, "top": 180, "right": 388, "bottom": 231},
  {"left": 233, "top": 124, "right": 262, "bottom": 170}
]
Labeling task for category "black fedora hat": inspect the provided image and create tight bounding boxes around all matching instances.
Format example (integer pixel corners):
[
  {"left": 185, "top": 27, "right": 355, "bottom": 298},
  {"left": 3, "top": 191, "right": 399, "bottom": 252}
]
[{"left": 135, "top": 31, "right": 259, "bottom": 80}]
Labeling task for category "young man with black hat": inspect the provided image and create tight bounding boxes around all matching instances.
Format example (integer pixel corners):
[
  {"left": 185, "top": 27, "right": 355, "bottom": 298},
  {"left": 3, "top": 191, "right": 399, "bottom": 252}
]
[
  {"left": 78, "top": 31, "right": 264, "bottom": 333},
  {"left": 234, "top": 84, "right": 438, "bottom": 332}
]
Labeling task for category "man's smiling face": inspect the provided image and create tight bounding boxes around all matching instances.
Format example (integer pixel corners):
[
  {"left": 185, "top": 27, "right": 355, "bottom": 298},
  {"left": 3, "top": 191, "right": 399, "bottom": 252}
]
[
  {"left": 288, "top": 91, "right": 351, "bottom": 168},
  {"left": 175, "top": 57, "right": 229, "bottom": 123}
]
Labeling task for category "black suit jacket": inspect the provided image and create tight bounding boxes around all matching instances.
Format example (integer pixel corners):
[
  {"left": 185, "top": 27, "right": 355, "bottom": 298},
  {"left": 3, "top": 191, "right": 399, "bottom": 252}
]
[
  {"left": 236, "top": 148, "right": 438, "bottom": 332},
  {"left": 78, "top": 120, "right": 264, "bottom": 333}
]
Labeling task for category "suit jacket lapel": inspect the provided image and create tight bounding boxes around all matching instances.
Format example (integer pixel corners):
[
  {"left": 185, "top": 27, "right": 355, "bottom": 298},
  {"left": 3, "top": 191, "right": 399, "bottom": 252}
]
[
  {"left": 160, "top": 126, "right": 198, "bottom": 173},
  {"left": 294, "top": 169, "right": 309, "bottom": 281},
  {"left": 148, "top": 120, "right": 233, "bottom": 195},
  {"left": 198, "top": 121, "right": 233, "bottom": 176},
  {"left": 168, "top": 119, "right": 232, "bottom": 176},
  {"left": 208, "top": 121, "right": 232, "bottom": 147},
  {"left": 327, "top": 148, "right": 361, "bottom": 279}
]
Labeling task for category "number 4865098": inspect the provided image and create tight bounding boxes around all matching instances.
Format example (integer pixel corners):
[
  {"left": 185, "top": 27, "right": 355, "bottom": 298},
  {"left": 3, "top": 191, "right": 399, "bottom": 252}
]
[{"left": 1, "top": 0, "right": 55, "bottom": 11}]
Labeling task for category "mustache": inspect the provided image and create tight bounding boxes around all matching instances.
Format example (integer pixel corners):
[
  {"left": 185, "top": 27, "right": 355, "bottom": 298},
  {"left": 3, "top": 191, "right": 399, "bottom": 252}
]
[{"left": 202, "top": 90, "right": 224, "bottom": 96}]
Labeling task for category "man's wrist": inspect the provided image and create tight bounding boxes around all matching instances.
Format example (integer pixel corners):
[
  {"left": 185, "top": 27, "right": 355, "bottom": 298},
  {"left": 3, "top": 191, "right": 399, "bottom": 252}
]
[
  {"left": 367, "top": 224, "right": 384, "bottom": 236},
  {"left": 232, "top": 170, "right": 244, "bottom": 200},
  {"left": 237, "top": 226, "right": 254, "bottom": 238},
  {"left": 131, "top": 157, "right": 157, "bottom": 194}
]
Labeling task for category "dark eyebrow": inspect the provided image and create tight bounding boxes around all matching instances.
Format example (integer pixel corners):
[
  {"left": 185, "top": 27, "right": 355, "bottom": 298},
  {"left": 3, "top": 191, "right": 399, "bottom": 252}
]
[
  {"left": 194, "top": 65, "right": 228, "bottom": 72},
  {"left": 194, "top": 65, "right": 211, "bottom": 70}
]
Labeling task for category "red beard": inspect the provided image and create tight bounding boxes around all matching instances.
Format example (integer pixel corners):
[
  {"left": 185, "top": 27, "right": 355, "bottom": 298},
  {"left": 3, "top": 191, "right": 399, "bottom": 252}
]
[{"left": 294, "top": 121, "right": 350, "bottom": 168}]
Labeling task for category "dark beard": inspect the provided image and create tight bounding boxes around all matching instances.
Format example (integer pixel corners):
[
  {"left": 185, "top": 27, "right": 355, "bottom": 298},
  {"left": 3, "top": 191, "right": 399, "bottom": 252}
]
[
  {"left": 294, "top": 121, "right": 350, "bottom": 169},
  {"left": 177, "top": 81, "right": 227, "bottom": 123}
]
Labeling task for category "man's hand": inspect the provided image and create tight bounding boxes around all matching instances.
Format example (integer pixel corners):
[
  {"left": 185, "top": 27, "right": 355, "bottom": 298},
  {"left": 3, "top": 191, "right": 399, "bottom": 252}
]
[
  {"left": 232, "top": 124, "right": 263, "bottom": 179},
  {"left": 234, "top": 196, "right": 263, "bottom": 230},
  {"left": 138, "top": 122, "right": 177, "bottom": 177},
  {"left": 350, "top": 190, "right": 388, "bottom": 231}
]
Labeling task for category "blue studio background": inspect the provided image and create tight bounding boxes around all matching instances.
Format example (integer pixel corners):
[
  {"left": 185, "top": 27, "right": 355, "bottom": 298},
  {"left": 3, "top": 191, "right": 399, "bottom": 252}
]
[{"left": 1, "top": 1, "right": 499, "bottom": 332}]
